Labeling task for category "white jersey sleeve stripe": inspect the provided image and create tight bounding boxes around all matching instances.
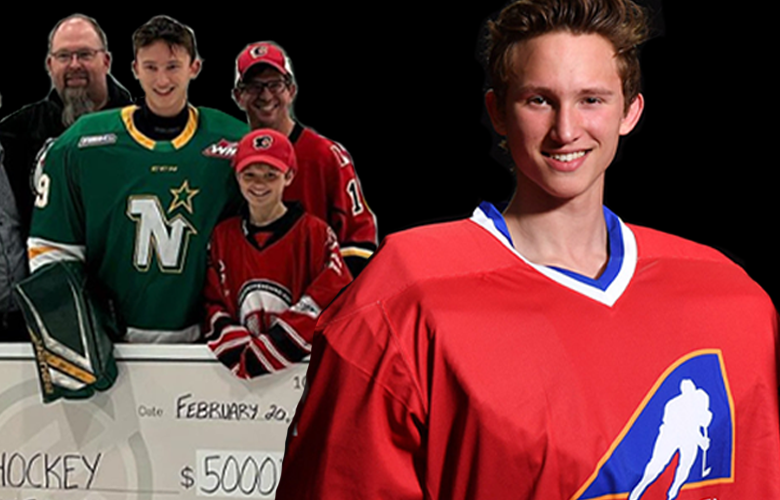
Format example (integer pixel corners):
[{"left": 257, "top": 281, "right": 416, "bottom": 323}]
[
  {"left": 27, "top": 237, "right": 86, "bottom": 273},
  {"left": 272, "top": 316, "right": 312, "bottom": 351}
]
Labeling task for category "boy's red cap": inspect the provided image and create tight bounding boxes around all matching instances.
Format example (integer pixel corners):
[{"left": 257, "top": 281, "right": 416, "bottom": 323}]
[{"left": 232, "top": 129, "right": 297, "bottom": 174}]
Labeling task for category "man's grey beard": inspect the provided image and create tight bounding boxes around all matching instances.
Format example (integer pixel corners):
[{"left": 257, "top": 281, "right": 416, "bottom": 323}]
[{"left": 61, "top": 87, "right": 96, "bottom": 127}]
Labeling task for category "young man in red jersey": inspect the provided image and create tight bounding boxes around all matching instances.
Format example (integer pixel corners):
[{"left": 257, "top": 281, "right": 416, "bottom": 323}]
[
  {"left": 203, "top": 129, "right": 351, "bottom": 379},
  {"left": 276, "top": 0, "right": 780, "bottom": 498},
  {"left": 232, "top": 42, "right": 377, "bottom": 277}
]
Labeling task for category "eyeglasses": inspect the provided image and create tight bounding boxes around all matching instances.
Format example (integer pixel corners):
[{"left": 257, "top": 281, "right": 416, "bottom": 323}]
[
  {"left": 239, "top": 80, "right": 288, "bottom": 95},
  {"left": 50, "top": 48, "right": 105, "bottom": 64}
]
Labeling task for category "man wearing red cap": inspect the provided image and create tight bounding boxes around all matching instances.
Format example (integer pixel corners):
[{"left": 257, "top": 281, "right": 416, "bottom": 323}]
[
  {"left": 203, "top": 129, "right": 352, "bottom": 379},
  {"left": 233, "top": 42, "right": 377, "bottom": 276}
]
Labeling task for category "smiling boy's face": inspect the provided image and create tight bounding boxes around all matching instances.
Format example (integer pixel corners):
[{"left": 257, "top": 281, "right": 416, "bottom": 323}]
[
  {"left": 237, "top": 163, "right": 293, "bottom": 215},
  {"left": 133, "top": 40, "right": 200, "bottom": 117},
  {"left": 486, "top": 32, "right": 643, "bottom": 204}
]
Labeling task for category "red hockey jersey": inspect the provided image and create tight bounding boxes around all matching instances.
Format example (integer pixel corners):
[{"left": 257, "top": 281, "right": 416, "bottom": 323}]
[
  {"left": 286, "top": 123, "right": 377, "bottom": 275},
  {"left": 277, "top": 202, "right": 780, "bottom": 499},
  {"left": 203, "top": 204, "right": 352, "bottom": 378}
]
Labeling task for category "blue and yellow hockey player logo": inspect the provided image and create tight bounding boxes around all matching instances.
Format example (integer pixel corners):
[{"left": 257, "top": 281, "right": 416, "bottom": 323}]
[{"left": 573, "top": 350, "right": 734, "bottom": 500}]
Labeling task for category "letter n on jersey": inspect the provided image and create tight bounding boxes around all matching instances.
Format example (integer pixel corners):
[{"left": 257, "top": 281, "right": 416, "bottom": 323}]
[{"left": 127, "top": 195, "right": 196, "bottom": 273}]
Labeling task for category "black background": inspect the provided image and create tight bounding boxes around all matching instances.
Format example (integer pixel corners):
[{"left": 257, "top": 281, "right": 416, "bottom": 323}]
[{"left": 1, "top": 2, "right": 775, "bottom": 305}]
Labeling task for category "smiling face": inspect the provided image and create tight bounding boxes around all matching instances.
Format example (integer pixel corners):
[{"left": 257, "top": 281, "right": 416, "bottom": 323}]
[
  {"left": 237, "top": 163, "right": 294, "bottom": 223},
  {"left": 47, "top": 18, "right": 110, "bottom": 105},
  {"left": 133, "top": 41, "right": 200, "bottom": 117},
  {"left": 234, "top": 66, "right": 296, "bottom": 132},
  {"left": 486, "top": 31, "right": 643, "bottom": 206}
]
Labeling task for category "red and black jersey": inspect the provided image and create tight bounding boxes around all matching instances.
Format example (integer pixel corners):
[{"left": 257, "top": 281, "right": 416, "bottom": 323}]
[
  {"left": 203, "top": 202, "right": 352, "bottom": 379},
  {"left": 286, "top": 123, "right": 377, "bottom": 276}
]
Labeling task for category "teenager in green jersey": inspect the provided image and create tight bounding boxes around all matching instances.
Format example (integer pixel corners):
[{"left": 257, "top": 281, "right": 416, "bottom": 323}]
[{"left": 27, "top": 16, "right": 247, "bottom": 344}]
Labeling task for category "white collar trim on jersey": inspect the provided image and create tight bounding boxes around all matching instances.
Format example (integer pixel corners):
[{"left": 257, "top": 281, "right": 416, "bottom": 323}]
[{"left": 470, "top": 201, "right": 637, "bottom": 307}]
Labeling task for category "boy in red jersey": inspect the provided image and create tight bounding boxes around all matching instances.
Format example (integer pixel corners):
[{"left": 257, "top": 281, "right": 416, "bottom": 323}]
[
  {"left": 202, "top": 129, "right": 351, "bottom": 379},
  {"left": 232, "top": 42, "right": 377, "bottom": 277},
  {"left": 276, "top": 0, "right": 780, "bottom": 498}
]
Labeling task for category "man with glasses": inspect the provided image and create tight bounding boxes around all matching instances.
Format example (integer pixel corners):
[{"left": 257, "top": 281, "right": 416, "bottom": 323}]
[
  {"left": 0, "top": 14, "right": 131, "bottom": 340},
  {"left": 16, "top": 15, "right": 248, "bottom": 402},
  {"left": 233, "top": 42, "right": 377, "bottom": 276},
  {"left": 25, "top": 14, "right": 247, "bottom": 346}
]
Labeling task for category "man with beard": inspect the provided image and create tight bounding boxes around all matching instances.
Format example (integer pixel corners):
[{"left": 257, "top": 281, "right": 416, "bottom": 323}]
[
  {"left": 0, "top": 14, "right": 132, "bottom": 248},
  {"left": 16, "top": 16, "right": 246, "bottom": 402}
]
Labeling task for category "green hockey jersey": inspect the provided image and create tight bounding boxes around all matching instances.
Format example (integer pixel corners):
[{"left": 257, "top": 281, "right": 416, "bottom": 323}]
[{"left": 29, "top": 105, "right": 248, "bottom": 342}]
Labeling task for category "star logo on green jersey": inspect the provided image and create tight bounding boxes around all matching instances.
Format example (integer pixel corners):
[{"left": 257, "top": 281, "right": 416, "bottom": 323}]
[{"left": 168, "top": 180, "right": 200, "bottom": 214}]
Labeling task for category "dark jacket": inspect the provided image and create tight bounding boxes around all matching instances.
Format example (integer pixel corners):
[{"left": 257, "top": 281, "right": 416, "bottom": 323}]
[
  {"left": 0, "top": 142, "right": 28, "bottom": 340},
  {"left": 0, "top": 143, "right": 26, "bottom": 312},
  {"left": 0, "top": 74, "right": 132, "bottom": 231}
]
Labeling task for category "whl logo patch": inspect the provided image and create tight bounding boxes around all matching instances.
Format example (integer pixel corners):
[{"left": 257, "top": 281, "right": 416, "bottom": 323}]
[
  {"left": 573, "top": 350, "right": 734, "bottom": 500},
  {"left": 202, "top": 139, "right": 238, "bottom": 159}
]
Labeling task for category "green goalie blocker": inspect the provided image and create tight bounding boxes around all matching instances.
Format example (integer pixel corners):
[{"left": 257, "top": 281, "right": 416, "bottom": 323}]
[{"left": 13, "top": 261, "right": 119, "bottom": 403}]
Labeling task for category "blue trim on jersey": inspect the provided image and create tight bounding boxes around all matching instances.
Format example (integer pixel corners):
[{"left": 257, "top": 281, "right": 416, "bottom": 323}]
[
  {"left": 550, "top": 207, "right": 624, "bottom": 291},
  {"left": 478, "top": 201, "right": 514, "bottom": 246},
  {"left": 476, "top": 202, "right": 624, "bottom": 292}
]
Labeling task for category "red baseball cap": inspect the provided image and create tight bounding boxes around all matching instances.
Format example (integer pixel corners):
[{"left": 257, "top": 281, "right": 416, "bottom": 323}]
[
  {"left": 235, "top": 42, "right": 294, "bottom": 83},
  {"left": 232, "top": 129, "right": 297, "bottom": 174}
]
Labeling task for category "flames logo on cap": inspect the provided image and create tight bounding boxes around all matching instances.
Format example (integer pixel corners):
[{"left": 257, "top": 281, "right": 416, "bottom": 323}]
[
  {"left": 253, "top": 135, "right": 273, "bottom": 150},
  {"left": 250, "top": 44, "right": 269, "bottom": 59}
]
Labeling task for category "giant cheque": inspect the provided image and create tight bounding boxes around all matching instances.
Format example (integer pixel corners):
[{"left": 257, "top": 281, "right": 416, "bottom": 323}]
[{"left": 0, "top": 344, "right": 308, "bottom": 499}]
